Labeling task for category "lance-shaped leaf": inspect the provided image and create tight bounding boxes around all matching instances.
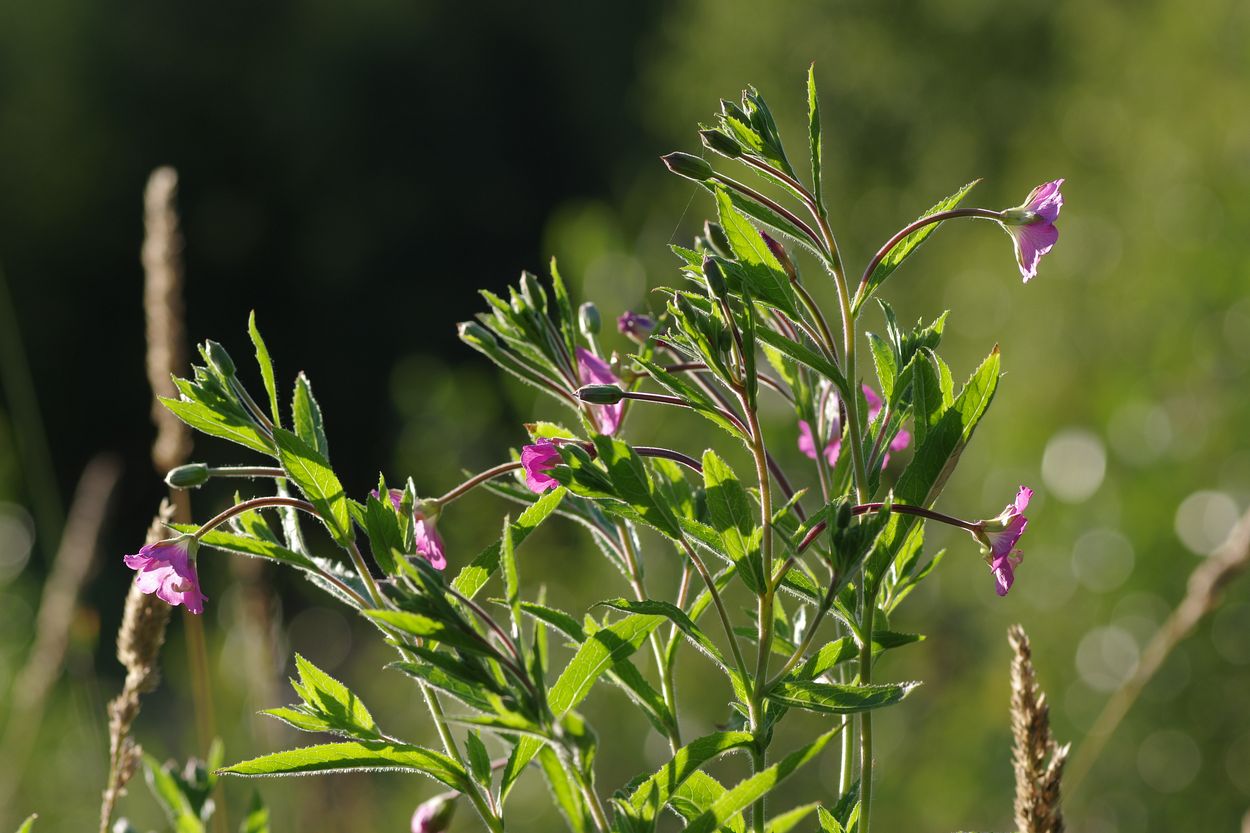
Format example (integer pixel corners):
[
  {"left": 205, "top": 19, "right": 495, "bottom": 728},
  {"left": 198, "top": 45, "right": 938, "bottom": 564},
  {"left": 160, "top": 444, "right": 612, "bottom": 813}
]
[
  {"left": 501, "top": 612, "right": 665, "bottom": 800},
  {"left": 598, "top": 598, "right": 747, "bottom": 701},
  {"left": 220, "top": 741, "right": 468, "bottom": 792},
  {"left": 451, "top": 487, "right": 565, "bottom": 600},
  {"left": 625, "top": 730, "right": 755, "bottom": 828},
  {"left": 292, "top": 372, "right": 330, "bottom": 460},
  {"left": 539, "top": 744, "right": 592, "bottom": 833},
  {"left": 678, "top": 726, "right": 843, "bottom": 833},
  {"left": 263, "top": 653, "right": 381, "bottom": 741},
  {"left": 766, "top": 680, "right": 919, "bottom": 716},
  {"left": 161, "top": 377, "right": 273, "bottom": 456},
  {"left": 864, "top": 347, "right": 1000, "bottom": 590},
  {"left": 592, "top": 436, "right": 682, "bottom": 539},
  {"left": 273, "top": 428, "right": 350, "bottom": 546},
  {"left": 633, "top": 356, "right": 747, "bottom": 441},
  {"left": 807, "top": 64, "right": 825, "bottom": 218},
  {"left": 854, "top": 180, "right": 979, "bottom": 314},
  {"left": 173, "top": 525, "right": 319, "bottom": 574},
  {"left": 702, "top": 451, "right": 765, "bottom": 593},
  {"left": 754, "top": 327, "right": 849, "bottom": 401},
  {"left": 713, "top": 189, "right": 802, "bottom": 320},
  {"left": 248, "top": 312, "right": 281, "bottom": 427}
]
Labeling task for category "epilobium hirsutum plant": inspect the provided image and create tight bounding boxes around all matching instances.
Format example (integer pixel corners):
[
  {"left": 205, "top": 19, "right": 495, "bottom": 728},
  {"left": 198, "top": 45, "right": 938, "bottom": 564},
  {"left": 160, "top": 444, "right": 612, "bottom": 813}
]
[{"left": 127, "top": 70, "right": 1062, "bottom": 833}]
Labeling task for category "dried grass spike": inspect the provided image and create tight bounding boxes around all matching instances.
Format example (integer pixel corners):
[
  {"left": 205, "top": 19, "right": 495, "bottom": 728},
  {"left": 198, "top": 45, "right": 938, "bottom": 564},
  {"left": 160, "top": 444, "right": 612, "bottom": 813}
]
[{"left": 1009, "top": 624, "right": 1068, "bottom": 833}]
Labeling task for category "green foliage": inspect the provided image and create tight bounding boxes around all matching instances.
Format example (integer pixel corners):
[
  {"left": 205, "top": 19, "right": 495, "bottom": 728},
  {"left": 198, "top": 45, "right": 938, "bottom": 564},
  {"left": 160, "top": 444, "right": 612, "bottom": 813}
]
[
  {"left": 263, "top": 654, "right": 382, "bottom": 741},
  {"left": 221, "top": 741, "right": 469, "bottom": 791}
]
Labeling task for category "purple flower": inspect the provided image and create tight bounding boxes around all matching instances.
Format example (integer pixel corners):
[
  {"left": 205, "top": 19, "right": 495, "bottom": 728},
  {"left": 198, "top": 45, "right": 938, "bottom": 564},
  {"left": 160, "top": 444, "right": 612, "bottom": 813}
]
[
  {"left": 617, "top": 310, "right": 655, "bottom": 339},
  {"left": 797, "top": 384, "right": 909, "bottom": 468},
  {"left": 521, "top": 439, "right": 562, "bottom": 493},
  {"left": 371, "top": 488, "right": 446, "bottom": 571},
  {"left": 123, "top": 534, "right": 207, "bottom": 614},
  {"left": 1001, "top": 179, "right": 1064, "bottom": 282},
  {"left": 412, "top": 794, "right": 456, "bottom": 833},
  {"left": 980, "top": 486, "right": 1033, "bottom": 596},
  {"left": 576, "top": 347, "right": 623, "bottom": 435}
]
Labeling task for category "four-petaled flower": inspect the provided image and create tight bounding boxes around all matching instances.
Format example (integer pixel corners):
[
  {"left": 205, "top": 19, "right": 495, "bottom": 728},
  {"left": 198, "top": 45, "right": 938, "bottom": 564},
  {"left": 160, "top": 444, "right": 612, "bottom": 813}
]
[
  {"left": 1001, "top": 179, "right": 1064, "bottom": 283},
  {"left": 123, "top": 534, "right": 207, "bottom": 614},
  {"left": 373, "top": 488, "right": 447, "bottom": 571},
  {"left": 617, "top": 310, "right": 655, "bottom": 339},
  {"left": 521, "top": 439, "right": 562, "bottom": 493},
  {"left": 576, "top": 347, "right": 623, "bottom": 435},
  {"left": 797, "top": 385, "right": 911, "bottom": 468},
  {"left": 979, "top": 486, "right": 1033, "bottom": 596}
]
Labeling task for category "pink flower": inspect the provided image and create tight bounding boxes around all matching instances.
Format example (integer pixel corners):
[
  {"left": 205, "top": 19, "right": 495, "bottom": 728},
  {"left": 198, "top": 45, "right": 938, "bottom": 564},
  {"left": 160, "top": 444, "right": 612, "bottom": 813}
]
[
  {"left": 617, "top": 310, "right": 655, "bottom": 339},
  {"left": 979, "top": 486, "right": 1033, "bottom": 596},
  {"left": 412, "top": 794, "right": 456, "bottom": 833},
  {"left": 372, "top": 488, "right": 446, "bottom": 571},
  {"left": 1001, "top": 179, "right": 1063, "bottom": 282},
  {"left": 576, "top": 347, "right": 623, "bottom": 435},
  {"left": 123, "top": 534, "right": 207, "bottom": 614},
  {"left": 521, "top": 439, "right": 562, "bottom": 493},
  {"left": 797, "top": 385, "right": 909, "bottom": 468}
]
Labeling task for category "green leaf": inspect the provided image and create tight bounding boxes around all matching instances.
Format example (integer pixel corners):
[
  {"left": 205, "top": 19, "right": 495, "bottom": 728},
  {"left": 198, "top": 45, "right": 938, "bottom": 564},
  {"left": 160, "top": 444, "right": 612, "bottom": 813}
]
[
  {"left": 292, "top": 372, "right": 330, "bottom": 460},
  {"left": 362, "top": 489, "right": 404, "bottom": 576},
  {"left": 538, "top": 744, "right": 592, "bottom": 833},
  {"left": 220, "top": 741, "right": 468, "bottom": 791},
  {"left": 713, "top": 188, "right": 801, "bottom": 320},
  {"left": 679, "top": 727, "right": 842, "bottom": 833},
  {"left": 500, "top": 515, "right": 523, "bottom": 642},
  {"left": 598, "top": 598, "right": 746, "bottom": 700},
  {"left": 765, "top": 802, "right": 821, "bottom": 833},
  {"left": 633, "top": 356, "right": 747, "bottom": 441},
  {"left": 865, "top": 347, "right": 1000, "bottom": 590},
  {"left": 273, "top": 428, "right": 351, "bottom": 546},
  {"left": 593, "top": 437, "right": 682, "bottom": 539},
  {"left": 388, "top": 657, "right": 497, "bottom": 712},
  {"left": 238, "top": 792, "right": 270, "bottom": 833},
  {"left": 766, "top": 680, "right": 919, "bottom": 716},
  {"left": 452, "top": 486, "right": 565, "bottom": 600},
  {"left": 702, "top": 450, "right": 764, "bottom": 593},
  {"left": 867, "top": 332, "right": 896, "bottom": 404},
  {"left": 160, "top": 392, "right": 272, "bottom": 456},
  {"left": 265, "top": 653, "right": 379, "bottom": 741},
  {"left": 855, "top": 180, "right": 979, "bottom": 313},
  {"left": 626, "top": 731, "right": 755, "bottom": 825},
  {"left": 669, "top": 772, "right": 745, "bottom": 833},
  {"left": 807, "top": 64, "right": 825, "bottom": 218},
  {"left": 788, "top": 632, "right": 923, "bottom": 682},
  {"left": 175, "top": 526, "right": 320, "bottom": 574},
  {"left": 501, "top": 612, "right": 665, "bottom": 800},
  {"left": 143, "top": 754, "right": 205, "bottom": 833},
  {"left": 13, "top": 816, "right": 36, "bottom": 833},
  {"left": 248, "top": 312, "right": 281, "bottom": 428},
  {"left": 364, "top": 610, "right": 490, "bottom": 655},
  {"left": 754, "top": 327, "right": 849, "bottom": 401},
  {"left": 465, "top": 730, "right": 493, "bottom": 788}
]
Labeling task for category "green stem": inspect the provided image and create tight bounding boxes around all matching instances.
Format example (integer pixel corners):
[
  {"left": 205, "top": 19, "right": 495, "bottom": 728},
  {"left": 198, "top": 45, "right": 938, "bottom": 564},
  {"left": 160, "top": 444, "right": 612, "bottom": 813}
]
[
  {"left": 417, "top": 678, "right": 503, "bottom": 833},
  {"left": 676, "top": 537, "right": 752, "bottom": 699},
  {"left": 859, "top": 584, "right": 877, "bottom": 832}
]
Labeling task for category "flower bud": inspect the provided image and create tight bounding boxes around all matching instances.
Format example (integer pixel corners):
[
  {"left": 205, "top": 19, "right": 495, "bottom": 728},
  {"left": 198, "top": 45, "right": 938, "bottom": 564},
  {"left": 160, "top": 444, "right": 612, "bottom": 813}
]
[
  {"left": 661, "top": 152, "right": 713, "bottom": 182},
  {"left": 703, "top": 221, "right": 732, "bottom": 258},
  {"left": 760, "top": 231, "right": 797, "bottom": 282},
  {"left": 702, "top": 256, "right": 728, "bottom": 299},
  {"left": 699, "top": 129, "right": 742, "bottom": 159},
  {"left": 577, "top": 384, "right": 625, "bottom": 405},
  {"left": 617, "top": 311, "right": 655, "bottom": 339},
  {"left": 578, "top": 302, "right": 601, "bottom": 336},
  {"left": 204, "top": 340, "right": 236, "bottom": 378},
  {"left": 412, "top": 794, "right": 457, "bottom": 833},
  {"left": 165, "top": 463, "right": 209, "bottom": 490}
]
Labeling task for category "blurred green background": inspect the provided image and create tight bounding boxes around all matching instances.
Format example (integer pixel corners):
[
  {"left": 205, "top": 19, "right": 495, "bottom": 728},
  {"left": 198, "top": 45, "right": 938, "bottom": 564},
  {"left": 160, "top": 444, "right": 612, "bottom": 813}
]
[{"left": 2, "top": 1, "right": 1249, "bottom": 831}]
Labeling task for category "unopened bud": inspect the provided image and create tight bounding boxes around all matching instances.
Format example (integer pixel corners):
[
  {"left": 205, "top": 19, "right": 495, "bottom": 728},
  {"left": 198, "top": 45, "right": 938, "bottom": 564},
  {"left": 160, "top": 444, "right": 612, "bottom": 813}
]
[
  {"left": 699, "top": 129, "right": 742, "bottom": 159},
  {"left": 720, "top": 98, "right": 749, "bottom": 124},
  {"left": 703, "top": 221, "right": 732, "bottom": 258},
  {"left": 616, "top": 310, "right": 655, "bottom": 338},
  {"left": 458, "top": 321, "right": 495, "bottom": 345},
  {"left": 412, "top": 794, "right": 457, "bottom": 833},
  {"left": 702, "top": 256, "right": 728, "bottom": 299},
  {"left": 578, "top": 302, "right": 601, "bottom": 336},
  {"left": 165, "top": 463, "right": 209, "bottom": 489},
  {"left": 204, "top": 341, "right": 236, "bottom": 378},
  {"left": 760, "top": 231, "right": 797, "bottom": 282},
  {"left": 661, "top": 152, "right": 713, "bottom": 182},
  {"left": 577, "top": 384, "right": 625, "bottom": 405}
]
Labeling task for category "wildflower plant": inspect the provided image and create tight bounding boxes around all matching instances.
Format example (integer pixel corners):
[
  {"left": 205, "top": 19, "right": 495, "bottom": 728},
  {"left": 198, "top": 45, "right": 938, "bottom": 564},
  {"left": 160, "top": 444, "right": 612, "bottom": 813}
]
[{"left": 128, "top": 70, "right": 1062, "bottom": 833}]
